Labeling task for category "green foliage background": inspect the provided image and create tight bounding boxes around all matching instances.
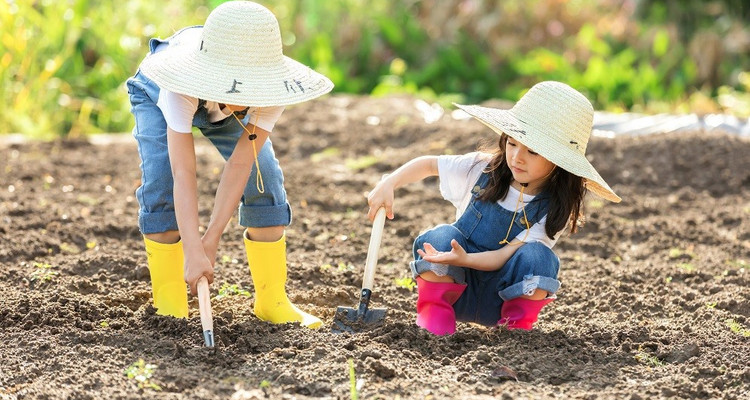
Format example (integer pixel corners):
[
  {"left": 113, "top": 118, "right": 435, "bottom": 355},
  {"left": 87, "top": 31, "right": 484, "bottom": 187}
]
[{"left": 1, "top": 0, "right": 749, "bottom": 138}]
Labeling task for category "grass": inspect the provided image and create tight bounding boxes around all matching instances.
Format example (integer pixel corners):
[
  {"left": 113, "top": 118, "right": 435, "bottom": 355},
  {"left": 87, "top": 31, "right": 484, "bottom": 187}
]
[
  {"left": 124, "top": 359, "right": 161, "bottom": 391},
  {"left": 725, "top": 319, "right": 750, "bottom": 337},
  {"left": 214, "top": 283, "right": 251, "bottom": 300},
  {"left": 29, "top": 262, "right": 57, "bottom": 283},
  {"left": 394, "top": 276, "right": 416, "bottom": 291},
  {"left": 634, "top": 347, "right": 664, "bottom": 367},
  {"left": 348, "top": 358, "right": 358, "bottom": 400}
]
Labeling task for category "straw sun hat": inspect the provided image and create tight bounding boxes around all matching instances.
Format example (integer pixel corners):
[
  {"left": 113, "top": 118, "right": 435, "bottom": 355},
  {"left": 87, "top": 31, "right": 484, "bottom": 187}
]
[
  {"left": 139, "top": 1, "right": 333, "bottom": 107},
  {"left": 455, "top": 81, "right": 621, "bottom": 203}
]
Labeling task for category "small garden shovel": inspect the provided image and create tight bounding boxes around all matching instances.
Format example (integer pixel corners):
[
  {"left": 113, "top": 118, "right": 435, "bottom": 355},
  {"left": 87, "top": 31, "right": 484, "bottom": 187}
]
[
  {"left": 196, "top": 276, "right": 214, "bottom": 347},
  {"left": 332, "top": 207, "right": 388, "bottom": 333}
]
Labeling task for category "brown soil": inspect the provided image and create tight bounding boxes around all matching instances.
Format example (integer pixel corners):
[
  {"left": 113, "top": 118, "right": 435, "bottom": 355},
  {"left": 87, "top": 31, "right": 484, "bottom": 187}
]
[{"left": 1, "top": 95, "right": 749, "bottom": 399}]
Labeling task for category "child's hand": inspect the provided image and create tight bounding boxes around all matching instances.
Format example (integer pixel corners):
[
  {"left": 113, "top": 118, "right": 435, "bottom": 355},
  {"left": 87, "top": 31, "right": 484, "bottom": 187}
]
[
  {"left": 367, "top": 174, "right": 396, "bottom": 221},
  {"left": 417, "top": 239, "right": 468, "bottom": 265},
  {"left": 184, "top": 254, "right": 214, "bottom": 296}
]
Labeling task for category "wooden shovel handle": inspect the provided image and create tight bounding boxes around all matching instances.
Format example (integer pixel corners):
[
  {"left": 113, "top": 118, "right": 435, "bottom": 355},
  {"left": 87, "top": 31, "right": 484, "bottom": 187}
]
[
  {"left": 362, "top": 208, "right": 386, "bottom": 291},
  {"left": 196, "top": 276, "right": 213, "bottom": 332}
]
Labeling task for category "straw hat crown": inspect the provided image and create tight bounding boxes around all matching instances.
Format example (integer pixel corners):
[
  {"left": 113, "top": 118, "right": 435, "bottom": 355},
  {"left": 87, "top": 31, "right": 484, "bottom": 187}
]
[
  {"left": 201, "top": 1, "right": 284, "bottom": 67},
  {"left": 455, "top": 81, "right": 621, "bottom": 203},
  {"left": 512, "top": 81, "right": 594, "bottom": 156},
  {"left": 139, "top": 1, "right": 333, "bottom": 107}
]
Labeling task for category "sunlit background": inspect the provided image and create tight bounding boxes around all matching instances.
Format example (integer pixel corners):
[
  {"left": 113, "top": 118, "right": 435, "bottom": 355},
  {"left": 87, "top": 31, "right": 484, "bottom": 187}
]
[{"left": 1, "top": 0, "right": 748, "bottom": 137}]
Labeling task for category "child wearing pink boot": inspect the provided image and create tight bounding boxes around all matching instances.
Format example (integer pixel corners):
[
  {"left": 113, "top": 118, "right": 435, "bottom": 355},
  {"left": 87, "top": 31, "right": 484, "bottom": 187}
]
[{"left": 367, "top": 81, "right": 620, "bottom": 335}]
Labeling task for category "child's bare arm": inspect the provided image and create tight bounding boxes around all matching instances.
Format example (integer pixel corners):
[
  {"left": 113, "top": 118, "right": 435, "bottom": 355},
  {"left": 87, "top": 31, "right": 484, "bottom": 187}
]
[
  {"left": 167, "top": 128, "right": 214, "bottom": 293},
  {"left": 367, "top": 156, "right": 439, "bottom": 221},
  {"left": 417, "top": 239, "right": 525, "bottom": 271},
  {"left": 203, "top": 124, "right": 271, "bottom": 256}
]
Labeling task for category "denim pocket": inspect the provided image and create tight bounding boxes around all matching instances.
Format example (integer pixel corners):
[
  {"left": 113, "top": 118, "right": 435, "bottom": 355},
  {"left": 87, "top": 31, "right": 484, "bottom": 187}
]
[{"left": 454, "top": 202, "right": 481, "bottom": 239}]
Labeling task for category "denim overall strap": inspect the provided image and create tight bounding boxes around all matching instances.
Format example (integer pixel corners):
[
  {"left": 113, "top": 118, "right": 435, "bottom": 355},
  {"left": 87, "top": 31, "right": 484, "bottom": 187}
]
[{"left": 148, "top": 25, "right": 202, "bottom": 54}]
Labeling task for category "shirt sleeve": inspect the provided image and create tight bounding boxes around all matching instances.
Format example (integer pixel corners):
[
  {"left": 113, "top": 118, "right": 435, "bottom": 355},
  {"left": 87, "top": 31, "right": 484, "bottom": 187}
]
[
  {"left": 247, "top": 106, "right": 285, "bottom": 133},
  {"left": 157, "top": 90, "right": 198, "bottom": 134},
  {"left": 437, "top": 152, "right": 488, "bottom": 209},
  {"left": 514, "top": 215, "right": 564, "bottom": 248}
]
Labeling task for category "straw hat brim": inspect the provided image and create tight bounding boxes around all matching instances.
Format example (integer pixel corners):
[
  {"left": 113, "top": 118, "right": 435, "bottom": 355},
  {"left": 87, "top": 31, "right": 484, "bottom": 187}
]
[
  {"left": 139, "top": 37, "right": 334, "bottom": 107},
  {"left": 455, "top": 104, "right": 621, "bottom": 203}
]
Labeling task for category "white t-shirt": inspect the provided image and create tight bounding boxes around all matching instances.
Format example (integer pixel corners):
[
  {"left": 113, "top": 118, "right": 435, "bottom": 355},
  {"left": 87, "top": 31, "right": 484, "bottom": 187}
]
[
  {"left": 152, "top": 27, "right": 284, "bottom": 134},
  {"left": 437, "top": 152, "right": 563, "bottom": 248}
]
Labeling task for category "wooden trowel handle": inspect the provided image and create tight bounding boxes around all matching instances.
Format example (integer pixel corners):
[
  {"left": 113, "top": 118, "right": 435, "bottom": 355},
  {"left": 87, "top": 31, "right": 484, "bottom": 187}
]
[
  {"left": 197, "top": 276, "right": 213, "bottom": 332},
  {"left": 362, "top": 207, "right": 386, "bottom": 291}
]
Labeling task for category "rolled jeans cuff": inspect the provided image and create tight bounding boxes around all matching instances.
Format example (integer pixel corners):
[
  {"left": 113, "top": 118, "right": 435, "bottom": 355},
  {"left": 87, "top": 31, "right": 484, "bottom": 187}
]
[
  {"left": 238, "top": 202, "right": 292, "bottom": 228},
  {"left": 498, "top": 275, "right": 560, "bottom": 301},
  {"left": 410, "top": 259, "right": 466, "bottom": 284},
  {"left": 139, "top": 210, "right": 178, "bottom": 234}
]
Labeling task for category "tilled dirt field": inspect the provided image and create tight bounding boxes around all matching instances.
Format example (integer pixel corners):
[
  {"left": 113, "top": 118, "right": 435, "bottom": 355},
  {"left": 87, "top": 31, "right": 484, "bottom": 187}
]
[{"left": 1, "top": 95, "right": 748, "bottom": 399}]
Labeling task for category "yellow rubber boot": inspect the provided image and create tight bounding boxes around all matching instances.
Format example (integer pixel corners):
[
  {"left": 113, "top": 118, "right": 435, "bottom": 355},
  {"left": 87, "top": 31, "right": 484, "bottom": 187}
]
[
  {"left": 144, "top": 237, "right": 189, "bottom": 318},
  {"left": 244, "top": 232, "right": 322, "bottom": 329}
]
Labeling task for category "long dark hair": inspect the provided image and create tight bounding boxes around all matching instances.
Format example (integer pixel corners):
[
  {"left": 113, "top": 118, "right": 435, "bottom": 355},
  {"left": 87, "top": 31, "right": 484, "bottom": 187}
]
[{"left": 478, "top": 134, "right": 587, "bottom": 238}]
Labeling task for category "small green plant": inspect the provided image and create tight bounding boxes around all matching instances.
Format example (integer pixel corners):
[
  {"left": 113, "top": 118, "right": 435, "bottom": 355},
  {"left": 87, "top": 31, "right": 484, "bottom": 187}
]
[
  {"left": 725, "top": 259, "right": 747, "bottom": 270},
  {"left": 677, "top": 263, "right": 696, "bottom": 273},
  {"left": 634, "top": 348, "right": 664, "bottom": 367},
  {"left": 310, "top": 147, "right": 341, "bottom": 163},
  {"left": 725, "top": 319, "right": 750, "bottom": 337},
  {"left": 705, "top": 302, "right": 717, "bottom": 309},
  {"left": 259, "top": 380, "right": 271, "bottom": 389},
  {"left": 345, "top": 155, "right": 380, "bottom": 171},
  {"left": 669, "top": 248, "right": 696, "bottom": 260},
  {"left": 348, "top": 358, "right": 358, "bottom": 400},
  {"left": 215, "top": 283, "right": 251, "bottom": 300},
  {"left": 124, "top": 359, "right": 161, "bottom": 391},
  {"left": 394, "top": 276, "right": 417, "bottom": 291},
  {"left": 30, "top": 262, "right": 57, "bottom": 282}
]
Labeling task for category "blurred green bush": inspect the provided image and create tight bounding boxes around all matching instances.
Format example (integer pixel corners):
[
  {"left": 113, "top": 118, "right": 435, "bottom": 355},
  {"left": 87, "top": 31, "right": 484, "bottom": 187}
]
[{"left": 1, "top": 0, "right": 748, "bottom": 137}]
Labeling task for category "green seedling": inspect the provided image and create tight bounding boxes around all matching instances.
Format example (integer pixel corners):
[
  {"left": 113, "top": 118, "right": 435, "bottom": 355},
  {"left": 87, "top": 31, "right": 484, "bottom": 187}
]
[
  {"left": 668, "top": 247, "right": 696, "bottom": 260},
  {"left": 86, "top": 240, "right": 97, "bottom": 249},
  {"left": 59, "top": 243, "right": 80, "bottom": 254},
  {"left": 30, "top": 262, "right": 57, "bottom": 282},
  {"left": 345, "top": 155, "right": 380, "bottom": 171},
  {"left": 677, "top": 263, "right": 696, "bottom": 273},
  {"left": 634, "top": 347, "right": 664, "bottom": 367},
  {"left": 319, "top": 262, "right": 355, "bottom": 273},
  {"left": 310, "top": 147, "right": 340, "bottom": 163},
  {"left": 124, "top": 359, "right": 161, "bottom": 391},
  {"left": 215, "top": 283, "right": 251, "bottom": 300},
  {"left": 348, "top": 358, "right": 358, "bottom": 400},
  {"left": 725, "top": 319, "right": 750, "bottom": 337},
  {"left": 394, "top": 276, "right": 416, "bottom": 291},
  {"left": 259, "top": 380, "right": 271, "bottom": 389},
  {"left": 705, "top": 302, "right": 717, "bottom": 309},
  {"left": 99, "top": 320, "right": 110, "bottom": 328},
  {"left": 724, "top": 259, "right": 747, "bottom": 270}
]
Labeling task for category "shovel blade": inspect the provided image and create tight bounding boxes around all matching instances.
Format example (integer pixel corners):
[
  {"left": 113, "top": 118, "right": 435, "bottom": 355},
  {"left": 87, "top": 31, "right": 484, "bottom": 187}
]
[{"left": 332, "top": 305, "right": 388, "bottom": 333}]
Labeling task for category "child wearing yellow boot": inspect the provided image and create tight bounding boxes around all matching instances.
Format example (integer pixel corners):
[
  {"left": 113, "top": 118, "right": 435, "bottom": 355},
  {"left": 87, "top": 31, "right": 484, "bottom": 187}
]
[
  {"left": 367, "top": 81, "right": 621, "bottom": 335},
  {"left": 126, "top": 1, "right": 332, "bottom": 328}
]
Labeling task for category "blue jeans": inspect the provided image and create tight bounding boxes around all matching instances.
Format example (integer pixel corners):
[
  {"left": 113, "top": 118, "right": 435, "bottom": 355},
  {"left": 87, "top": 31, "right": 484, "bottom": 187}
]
[
  {"left": 126, "top": 45, "right": 291, "bottom": 234},
  {"left": 410, "top": 172, "right": 560, "bottom": 326}
]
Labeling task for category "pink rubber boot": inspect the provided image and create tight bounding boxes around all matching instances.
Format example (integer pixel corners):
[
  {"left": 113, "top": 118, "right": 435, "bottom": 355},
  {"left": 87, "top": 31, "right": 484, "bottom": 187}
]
[
  {"left": 499, "top": 297, "right": 554, "bottom": 330},
  {"left": 415, "top": 277, "right": 467, "bottom": 335}
]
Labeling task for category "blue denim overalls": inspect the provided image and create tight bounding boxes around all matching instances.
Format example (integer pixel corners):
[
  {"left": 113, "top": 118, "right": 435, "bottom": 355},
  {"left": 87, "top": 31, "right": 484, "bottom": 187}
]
[
  {"left": 125, "top": 27, "right": 291, "bottom": 234},
  {"left": 410, "top": 172, "right": 561, "bottom": 326}
]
